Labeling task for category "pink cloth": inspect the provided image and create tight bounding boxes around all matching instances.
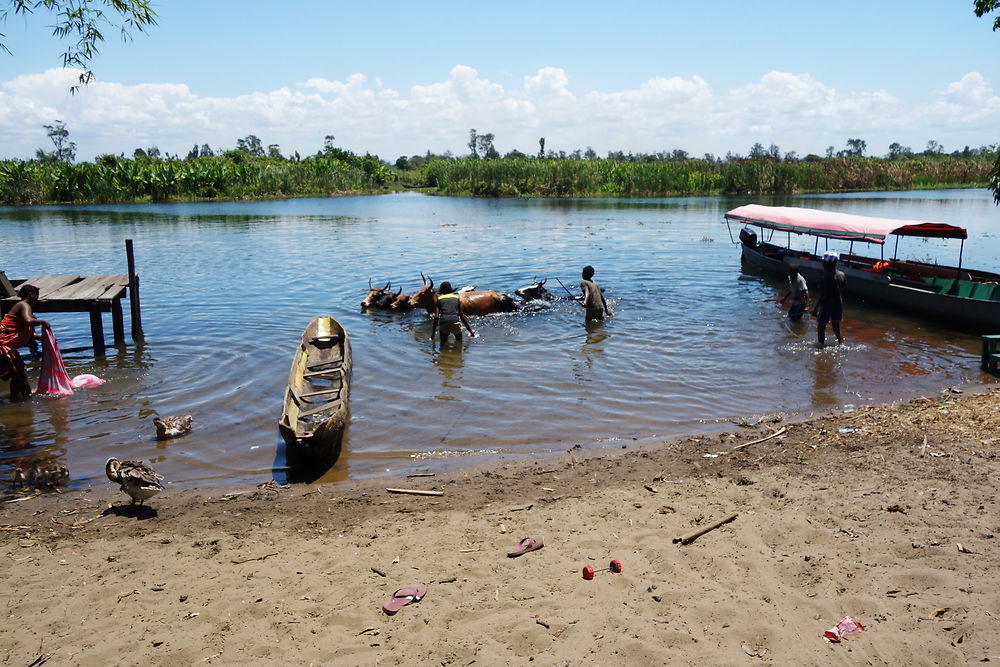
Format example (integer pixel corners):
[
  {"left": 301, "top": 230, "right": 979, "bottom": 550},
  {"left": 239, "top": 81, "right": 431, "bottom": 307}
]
[
  {"left": 35, "top": 329, "right": 74, "bottom": 396},
  {"left": 71, "top": 374, "right": 105, "bottom": 389}
]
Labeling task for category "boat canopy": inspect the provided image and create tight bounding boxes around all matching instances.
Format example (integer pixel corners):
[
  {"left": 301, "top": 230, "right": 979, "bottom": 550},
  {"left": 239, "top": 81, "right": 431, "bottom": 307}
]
[{"left": 724, "top": 204, "right": 968, "bottom": 244}]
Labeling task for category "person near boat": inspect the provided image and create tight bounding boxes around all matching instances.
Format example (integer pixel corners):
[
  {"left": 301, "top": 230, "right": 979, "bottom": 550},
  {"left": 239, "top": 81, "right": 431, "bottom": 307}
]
[
  {"left": 580, "top": 265, "right": 613, "bottom": 321},
  {"left": 780, "top": 264, "right": 810, "bottom": 322},
  {"left": 0, "top": 283, "right": 50, "bottom": 401},
  {"left": 434, "top": 281, "right": 475, "bottom": 346},
  {"left": 814, "top": 251, "right": 846, "bottom": 347}
]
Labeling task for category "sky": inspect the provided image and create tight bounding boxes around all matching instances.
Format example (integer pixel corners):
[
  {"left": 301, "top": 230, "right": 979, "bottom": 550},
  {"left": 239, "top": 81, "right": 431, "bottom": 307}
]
[{"left": 1, "top": 1, "right": 999, "bottom": 162}]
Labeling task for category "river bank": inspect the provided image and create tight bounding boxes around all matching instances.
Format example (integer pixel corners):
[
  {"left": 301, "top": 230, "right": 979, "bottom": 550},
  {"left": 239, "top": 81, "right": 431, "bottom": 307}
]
[{"left": 2, "top": 382, "right": 998, "bottom": 665}]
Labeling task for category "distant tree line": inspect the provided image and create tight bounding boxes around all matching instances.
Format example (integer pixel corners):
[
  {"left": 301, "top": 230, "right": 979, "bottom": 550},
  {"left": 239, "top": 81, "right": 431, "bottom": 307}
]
[{"left": 2, "top": 121, "right": 997, "bottom": 204}]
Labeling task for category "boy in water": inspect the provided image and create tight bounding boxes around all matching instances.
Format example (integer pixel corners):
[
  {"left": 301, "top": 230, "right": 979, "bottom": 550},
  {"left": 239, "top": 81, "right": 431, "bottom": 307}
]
[
  {"left": 579, "top": 265, "right": 613, "bottom": 321},
  {"left": 433, "top": 281, "right": 476, "bottom": 346},
  {"left": 814, "top": 251, "right": 846, "bottom": 347},
  {"left": 780, "top": 264, "right": 810, "bottom": 322}
]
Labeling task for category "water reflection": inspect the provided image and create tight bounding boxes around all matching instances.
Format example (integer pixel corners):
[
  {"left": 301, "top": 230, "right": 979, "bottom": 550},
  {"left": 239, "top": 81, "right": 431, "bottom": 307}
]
[{"left": 1, "top": 190, "right": 996, "bottom": 489}]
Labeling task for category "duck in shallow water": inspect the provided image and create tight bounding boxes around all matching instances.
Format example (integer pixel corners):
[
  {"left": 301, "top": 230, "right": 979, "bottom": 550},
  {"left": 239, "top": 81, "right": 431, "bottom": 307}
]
[
  {"left": 105, "top": 458, "right": 163, "bottom": 505},
  {"left": 153, "top": 415, "right": 193, "bottom": 440}
]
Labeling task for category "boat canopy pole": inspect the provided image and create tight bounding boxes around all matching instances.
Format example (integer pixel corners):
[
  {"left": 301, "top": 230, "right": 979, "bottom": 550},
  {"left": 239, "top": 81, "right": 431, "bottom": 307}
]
[
  {"left": 725, "top": 220, "right": 735, "bottom": 244},
  {"left": 848, "top": 241, "right": 854, "bottom": 262},
  {"left": 814, "top": 237, "right": 819, "bottom": 255},
  {"left": 786, "top": 231, "right": 791, "bottom": 248},
  {"left": 892, "top": 235, "right": 900, "bottom": 271},
  {"left": 957, "top": 239, "right": 965, "bottom": 279}
]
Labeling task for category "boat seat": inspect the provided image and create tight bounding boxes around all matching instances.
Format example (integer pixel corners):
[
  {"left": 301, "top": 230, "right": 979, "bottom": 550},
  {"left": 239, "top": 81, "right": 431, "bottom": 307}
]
[
  {"left": 952, "top": 280, "right": 976, "bottom": 298},
  {"left": 298, "top": 397, "right": 340, "bottom": 418},
  {"left": 306, "top": 359, "right": 343, "bottom": 373},
  {"left": 304, "top": 365, "right": 342, "bottom": 379},
  {"left": 970, "top": 283, "right": 997, "bottom": 301}
]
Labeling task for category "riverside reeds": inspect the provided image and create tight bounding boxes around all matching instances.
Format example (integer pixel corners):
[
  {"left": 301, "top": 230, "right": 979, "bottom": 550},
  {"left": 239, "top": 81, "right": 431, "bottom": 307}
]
[
  {"left": 418, "top": 155, "right": 995, "bottom": 198},
  {"left": 0, "top": 152, "right": 395, "bottom": 205},
  {"left": 0, "top": 152, "right": 994, "bottom": 205}
]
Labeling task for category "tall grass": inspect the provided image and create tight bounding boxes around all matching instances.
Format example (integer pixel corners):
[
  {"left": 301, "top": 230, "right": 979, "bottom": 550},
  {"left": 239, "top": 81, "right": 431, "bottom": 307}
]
[
  {"left": 0, "top": 153, "right": 396, "bottom": 205},
  {"left": 418, "top": 155, "right": 995, "bottom": 198}
]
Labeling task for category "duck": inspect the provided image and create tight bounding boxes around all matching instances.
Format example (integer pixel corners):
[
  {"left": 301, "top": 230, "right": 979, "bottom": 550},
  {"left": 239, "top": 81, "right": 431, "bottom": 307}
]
[
  {"left": 153, "top": 415, "right": 193, "bottom": 440},
  {"left": 105, "top": 458, "right": 164, "bottom": 505},
  {"left": 10, "top": 458, "right": 70, "bottom": 488}
]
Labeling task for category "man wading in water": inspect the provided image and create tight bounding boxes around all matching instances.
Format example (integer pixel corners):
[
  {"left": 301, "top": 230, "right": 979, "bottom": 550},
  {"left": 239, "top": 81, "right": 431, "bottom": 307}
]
[
  {"left": 579, "top": 265, "right": 613, "bottom": 322},
  {"left": 814, "top": 251, "right": 846, "bottom": 348},
  {"left": 433, "top": 281, "right": 476, "bottom": 347}
]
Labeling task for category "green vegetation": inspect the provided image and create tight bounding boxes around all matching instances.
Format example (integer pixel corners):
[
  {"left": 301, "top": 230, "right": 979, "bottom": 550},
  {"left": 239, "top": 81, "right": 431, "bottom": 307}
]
[
  {"left": 0, "top": 150, "right": 397, "bottom": 205},
  {"left": 1, "top": 0, "right": 157, "bottom": 89},
  {"left": 1, "top": 125, "right": 997, "bottom": 205},
  {"left": 415, "top": 154, "right": 996, "bottom": 199}
]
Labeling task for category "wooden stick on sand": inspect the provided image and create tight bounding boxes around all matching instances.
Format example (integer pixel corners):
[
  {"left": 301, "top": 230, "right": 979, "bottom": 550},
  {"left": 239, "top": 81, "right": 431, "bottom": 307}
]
[
  {"left": 732, "top": 427, "right": 787, "bottom": 451},
  {"left": 386, "top": 488, "right": 444, "bottom": 496},
  {"left": 673, "top": 513, "right": 739, "bottom": 545}
]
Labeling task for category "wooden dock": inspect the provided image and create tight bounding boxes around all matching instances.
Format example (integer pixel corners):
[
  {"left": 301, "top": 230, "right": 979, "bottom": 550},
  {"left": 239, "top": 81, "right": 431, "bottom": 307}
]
[{"left": 0, "top": 241, "right": 144, "bottom": 355}]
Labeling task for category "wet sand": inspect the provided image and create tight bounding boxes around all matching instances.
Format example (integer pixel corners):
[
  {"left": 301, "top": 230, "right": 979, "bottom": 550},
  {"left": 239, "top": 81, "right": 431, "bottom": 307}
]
[{"left": 2, "top": 384, "right": 999, "bottom": 665}]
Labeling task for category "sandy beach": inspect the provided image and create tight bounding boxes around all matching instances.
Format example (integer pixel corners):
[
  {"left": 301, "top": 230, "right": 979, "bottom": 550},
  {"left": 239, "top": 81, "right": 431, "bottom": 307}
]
[{"left": 2, "top": 383, "right": 999, "bottom": 665}]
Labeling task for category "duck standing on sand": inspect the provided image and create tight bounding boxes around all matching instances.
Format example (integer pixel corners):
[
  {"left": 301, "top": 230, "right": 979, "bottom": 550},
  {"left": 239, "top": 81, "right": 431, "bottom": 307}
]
[
  {"left": 105, "top": 458, "right": 163, "bottom": 505},
  {"left": 153, "top": 415, "right": 193, "bottom": 440}
]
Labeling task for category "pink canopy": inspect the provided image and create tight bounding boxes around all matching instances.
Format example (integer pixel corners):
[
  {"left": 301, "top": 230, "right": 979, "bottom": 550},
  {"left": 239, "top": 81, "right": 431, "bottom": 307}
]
[{"left": 724, "top": 204, "right": 967, "bottom": 244}]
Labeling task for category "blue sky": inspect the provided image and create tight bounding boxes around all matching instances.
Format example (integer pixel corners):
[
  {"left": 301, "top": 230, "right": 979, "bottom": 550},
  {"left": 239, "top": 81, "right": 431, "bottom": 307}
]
[{"left": 1, "top": 1, "right": 998, "bottom": 161}]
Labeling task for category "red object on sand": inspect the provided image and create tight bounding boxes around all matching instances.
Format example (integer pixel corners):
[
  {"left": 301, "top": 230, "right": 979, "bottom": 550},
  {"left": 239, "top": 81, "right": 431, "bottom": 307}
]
[
  {"left": 36, "top": 329, "right": 73, "bottom": 396},
  {"left": 609, "top": 559, "right": 622, "bottom": 573},
  {"left": 822, "top": 616, "right": 865, "bottom": 642},
  {"left": 582, "top": 565, "right": 595, "bottom": 580}
]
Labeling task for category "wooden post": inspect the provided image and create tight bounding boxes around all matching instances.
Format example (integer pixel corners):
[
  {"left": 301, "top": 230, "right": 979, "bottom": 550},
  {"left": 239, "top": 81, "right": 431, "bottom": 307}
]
[
  {"left": 89, "top": 309, "right": 106, "bottom": 355},
  {"left": 125, "top": 239, "right": 144, "bottom": 341},
  {"left": 111, "top": 299, "right": 125, "bottom": 345}
]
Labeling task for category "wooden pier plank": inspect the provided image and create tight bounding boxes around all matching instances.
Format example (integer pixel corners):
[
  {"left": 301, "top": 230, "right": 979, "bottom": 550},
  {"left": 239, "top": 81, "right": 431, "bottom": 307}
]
[
  {"left": 21, "top": 275, "right": 82, "bottom": 295},
  {"left": 47, "top": 274, "right": 126, "bottom": 301}
]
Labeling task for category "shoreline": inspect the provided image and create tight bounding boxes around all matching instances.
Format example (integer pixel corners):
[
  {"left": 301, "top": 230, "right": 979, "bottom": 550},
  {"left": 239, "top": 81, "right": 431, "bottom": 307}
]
[{"left": 3, "top": 380, "right": 998, "bottom": 664}]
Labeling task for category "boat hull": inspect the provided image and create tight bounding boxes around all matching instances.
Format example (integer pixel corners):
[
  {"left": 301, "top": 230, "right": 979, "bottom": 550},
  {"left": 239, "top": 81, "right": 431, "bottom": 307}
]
[
  {"left": 278, "top": 316, "right": 352, "bottom": 468},
  {"left": 740, "top": 242, "right": 1000, "bottom": 332}
]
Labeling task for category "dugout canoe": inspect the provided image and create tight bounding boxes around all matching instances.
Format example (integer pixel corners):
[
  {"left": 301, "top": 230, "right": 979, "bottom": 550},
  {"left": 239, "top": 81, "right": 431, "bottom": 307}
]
[{"left": 278, "top": 316, "right": 352, "bottom": 467}]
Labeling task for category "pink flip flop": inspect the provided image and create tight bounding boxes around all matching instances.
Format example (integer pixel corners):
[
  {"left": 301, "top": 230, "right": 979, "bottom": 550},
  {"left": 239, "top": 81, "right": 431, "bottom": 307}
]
[
  {"left": 507, "top": 537, "right": 544, "bottom": 558},
  {"left": 382, "top": 586, "right": 426, "bottom": 615}
]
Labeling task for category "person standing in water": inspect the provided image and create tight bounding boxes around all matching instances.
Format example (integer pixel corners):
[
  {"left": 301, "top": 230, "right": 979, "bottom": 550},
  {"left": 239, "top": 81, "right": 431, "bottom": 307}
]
[
  {"left": 814, "top": 251, "right": 846, "bottom": 347},
  {"left": 433, "top": 281, "right": 476, "bottom": 347},
  {"left": 579, "top": 265, "right": 613, "bottom": 321},
  {"left": 0, "top": 283, "right": 50, "bottom": 401},
  {"left": 780, "top": 264, "right": 810, "bottom": 322}
]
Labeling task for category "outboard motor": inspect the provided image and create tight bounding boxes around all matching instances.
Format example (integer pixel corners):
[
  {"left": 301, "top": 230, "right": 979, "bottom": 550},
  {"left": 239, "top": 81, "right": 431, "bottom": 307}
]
[{"left": 739, "top": 228, "right": 758, "bottom": 248}]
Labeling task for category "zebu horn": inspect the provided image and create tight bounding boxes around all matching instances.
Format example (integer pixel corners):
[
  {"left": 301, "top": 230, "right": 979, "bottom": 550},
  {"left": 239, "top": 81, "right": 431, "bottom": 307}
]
[{"left": 369, "top": 277, "right": 374, "bottom": 289}]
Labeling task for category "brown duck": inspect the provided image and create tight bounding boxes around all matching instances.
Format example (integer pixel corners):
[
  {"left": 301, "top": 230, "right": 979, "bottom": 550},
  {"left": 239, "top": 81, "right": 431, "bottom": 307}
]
[
  {"left": 153, "top": 415, "right": 193, "bottom": 440},
  {"left": 105, "top": 458, "right": 163, "bottom": 505}
]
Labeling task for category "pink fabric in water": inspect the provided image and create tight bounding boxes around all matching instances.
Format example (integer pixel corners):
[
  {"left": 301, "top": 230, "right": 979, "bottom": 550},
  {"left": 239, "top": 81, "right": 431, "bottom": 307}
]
[
  {"left": 35, "top": 329, "right": 74, "bottom": 396},
  {"left": 71, "top": 374, "right": 106, "bottom": 389}
]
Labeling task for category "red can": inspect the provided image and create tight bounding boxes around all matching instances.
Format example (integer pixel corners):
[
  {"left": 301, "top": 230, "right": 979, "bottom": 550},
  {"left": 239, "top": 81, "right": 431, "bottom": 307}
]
[
  {"left": 582, "top": 565, "right": 595, "bottom": 580},
  {"left": 609, "top": 559, "right": 622, "bottom": 573}
]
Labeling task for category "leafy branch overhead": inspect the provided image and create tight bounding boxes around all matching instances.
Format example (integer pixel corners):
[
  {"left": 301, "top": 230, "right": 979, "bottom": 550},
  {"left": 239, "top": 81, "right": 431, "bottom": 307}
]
[
  {"left": 0, "top": 0, "right": 157, "bottom": 89},
  {"left": 974, "top": 0, "right": 1000, "bottom": 30}
]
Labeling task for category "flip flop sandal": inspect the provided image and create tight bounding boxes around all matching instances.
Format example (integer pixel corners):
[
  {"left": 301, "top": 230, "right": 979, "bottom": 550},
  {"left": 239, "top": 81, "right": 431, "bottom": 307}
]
[
  {"left": 382, "top": 586, "right": 426, "bottom": 615},
  {"left": 507, "top": 537, "right": 544, "bottom": 558}
]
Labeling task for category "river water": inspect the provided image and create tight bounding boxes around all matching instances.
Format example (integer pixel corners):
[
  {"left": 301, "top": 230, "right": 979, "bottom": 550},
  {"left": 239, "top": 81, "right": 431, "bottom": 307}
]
[{"left": 1, "top": 189, "right": 997, "bottom": 490}]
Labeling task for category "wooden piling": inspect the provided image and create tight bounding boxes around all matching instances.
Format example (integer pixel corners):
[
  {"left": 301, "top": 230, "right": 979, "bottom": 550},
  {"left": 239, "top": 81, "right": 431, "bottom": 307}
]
[{"left": 125, "top": 239, "right": 144, "bottom": 341}]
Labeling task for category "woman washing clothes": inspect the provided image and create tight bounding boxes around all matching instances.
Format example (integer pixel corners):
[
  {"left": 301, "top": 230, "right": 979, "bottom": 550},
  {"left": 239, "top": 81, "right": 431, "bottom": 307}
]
[{"left": 0, "top": 284, "right": 50, "bottom": 401}]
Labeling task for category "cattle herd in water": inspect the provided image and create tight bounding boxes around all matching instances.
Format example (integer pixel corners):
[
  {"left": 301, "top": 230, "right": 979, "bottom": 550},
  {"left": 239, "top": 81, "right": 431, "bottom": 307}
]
[{"left": 362, "top": 274, "right": 558, "bottom": 316}]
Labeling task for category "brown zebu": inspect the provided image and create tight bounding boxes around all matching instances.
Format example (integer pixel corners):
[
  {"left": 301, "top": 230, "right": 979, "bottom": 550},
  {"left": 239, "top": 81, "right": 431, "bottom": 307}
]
[
  {"left": 361, "top": 279, "right": 395, "bottom": 309},
  {"left": 408, "top": 273, "right": 516, "bottom": 316}
]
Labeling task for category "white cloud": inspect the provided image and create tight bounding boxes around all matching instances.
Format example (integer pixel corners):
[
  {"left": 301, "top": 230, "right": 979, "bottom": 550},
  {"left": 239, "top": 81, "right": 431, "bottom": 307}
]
[{"left": 2, "top": 66, "right": 998, "bottom": 161}]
